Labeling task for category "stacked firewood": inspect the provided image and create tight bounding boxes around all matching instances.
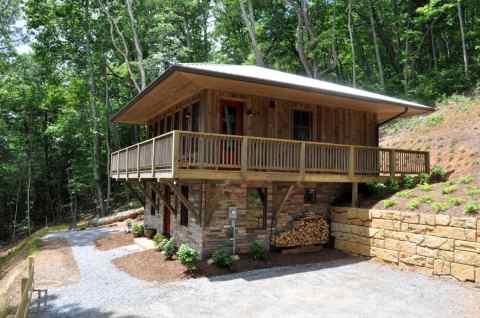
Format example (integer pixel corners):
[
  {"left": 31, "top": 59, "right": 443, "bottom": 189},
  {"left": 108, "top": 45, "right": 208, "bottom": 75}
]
[{"left": 274, "top": 216, "right": 329, "bottom": 248}]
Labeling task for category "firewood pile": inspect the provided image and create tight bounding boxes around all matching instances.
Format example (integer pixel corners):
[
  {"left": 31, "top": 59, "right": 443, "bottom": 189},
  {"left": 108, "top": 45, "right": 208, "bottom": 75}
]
[{"left": 274, "top": 216, "right": 329, "bottom": 248}]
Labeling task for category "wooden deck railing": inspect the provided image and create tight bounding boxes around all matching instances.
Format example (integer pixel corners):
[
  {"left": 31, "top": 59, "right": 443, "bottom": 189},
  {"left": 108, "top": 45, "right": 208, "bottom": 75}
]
[
  {"left": 110, "top": 131, "right": 429, "bottom": 180},
  {"left": 15, "top": 257, "right": 34, "bottom": 318}
]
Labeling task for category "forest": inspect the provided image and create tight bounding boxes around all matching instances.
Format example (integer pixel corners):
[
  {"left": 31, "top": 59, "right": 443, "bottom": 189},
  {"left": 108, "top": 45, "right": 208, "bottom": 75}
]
[{"left": 0, "top": 0, "right": 478, "bottom": 241}]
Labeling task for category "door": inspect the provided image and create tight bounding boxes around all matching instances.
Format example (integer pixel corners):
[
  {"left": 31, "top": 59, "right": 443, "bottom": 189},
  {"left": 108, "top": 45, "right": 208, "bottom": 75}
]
[
  {"left": 163, "top": 188, "right": 171, "bottom": 236},
  {"left": 220, "top": 100, "right": 244, "bottom": 135}
]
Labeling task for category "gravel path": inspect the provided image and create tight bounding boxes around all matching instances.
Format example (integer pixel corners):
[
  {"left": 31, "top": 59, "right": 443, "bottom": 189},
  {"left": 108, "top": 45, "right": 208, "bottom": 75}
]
[{"left": 31, "top": 228, "right": 480, "bottom": 318}]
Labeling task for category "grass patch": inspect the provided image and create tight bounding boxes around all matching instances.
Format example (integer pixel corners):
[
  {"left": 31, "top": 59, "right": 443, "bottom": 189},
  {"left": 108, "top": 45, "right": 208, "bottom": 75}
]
[
  {"left": 464, "top": 202, "right": 480, "bottom": 215},
  {"left": 441, "top": 185, "right": 458, "bottom": 195},
  {"left": 431, "top": 202, "right": 449, "bottom": 213},
  {"left": 447, "top": 197, "right": 465, "bottom": 207},
  {"left": 418, "top": 183, "right": 432, "bottom": 192},
  {"left": 466, "top": 186, "right": 480, "bottom": 196},
  {"left": 458, "top": 175, "right": 474, "bottom": 184},
  {"left": 406, "top": 199, "right": 420, "bottom": 210},
  {"left": 419, "top": 195, "right": 433, "bottom": 204},
  {"left": 397, "top": 190, "right": 415, "bottom": 198},
  {"left": 383, "top": 199, "right": 396, "bottom": 208}
]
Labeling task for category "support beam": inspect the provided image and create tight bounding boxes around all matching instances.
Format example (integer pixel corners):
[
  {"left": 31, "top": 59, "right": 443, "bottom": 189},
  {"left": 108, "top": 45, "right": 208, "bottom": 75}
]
[
  {"left": 151, "top": 182, "right": 175, "bottom": 214},
  {"left": 163, "top": 181, "right": 200, "bottom": 221},
  {"left": 351, "top": 182, "right": 358, "bottom": 207}
]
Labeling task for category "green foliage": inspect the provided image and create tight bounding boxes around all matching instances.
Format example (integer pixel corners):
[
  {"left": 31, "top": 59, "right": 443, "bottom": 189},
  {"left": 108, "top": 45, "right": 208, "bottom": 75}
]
[
  {"left": 406, "top": 199, "right": 420, "bottom": 210},
  {"left": 211, "top": 249, "right": 233, "bottom": 268},
  {"left": 441, "top": 185, "right": 458, "bottom": 195},
  {"left": 131, "top": 223, "right": 144, "bottom": 237},
  {"left": 419, "top": 196, "right": 433, "bottom": 204},
  {"left": 248, "top": 241, "right": 267, "bottom": 260},
  {"left": 366, "top": 182, "right": 386, "bottom": 197},
  {"left": 401, "top": 175, "right": 417, "bottom": 189},
  {"left": 464, "top": 202, "right": 480, "bottom": 215},
  {"left": 153, "top": 234, "right": 166, "bottom": 247},
  {"left": 425, "top": 115, "right": 444, "bottom": 127},
  {"left": 466, "top": 186, "right": 480, "bottom": 196},
  {"left": 458, "top": 176, "right": 474, "bottom": 184},
  {"left": 417, "top": 173, "right": 430, "bottom": 185},
  {"left": 383, "top": 199, "right": 396, "bottom": 208},
  {"left": 431, "top": 202, "right": 449, "bottom": 213},
  {"left": 447, "top": 197, "right": 465, "bottom": 207},
  {"left": 397, "top": 190, "right": 414, "bottom": 198},
  {"left": 430, "top": 165, "right": 447, "bottom": 182},
  {"left": 385, "top": 178, "right": 400, "bottom": 193},
  {"left": 161, "top": 238, "right": 176, "bottom": 259},
  {"left": 176, "top": 244, "right": 200, "bottom": 271},
  {"left": 418, "top": 183, "right": 432, "bottom": 192}
]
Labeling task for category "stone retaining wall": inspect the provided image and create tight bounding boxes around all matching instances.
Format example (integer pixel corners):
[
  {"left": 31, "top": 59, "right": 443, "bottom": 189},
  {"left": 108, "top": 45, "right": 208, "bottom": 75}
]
[{"left": 331, "top": 207, "right": 480, "bottom": 283}]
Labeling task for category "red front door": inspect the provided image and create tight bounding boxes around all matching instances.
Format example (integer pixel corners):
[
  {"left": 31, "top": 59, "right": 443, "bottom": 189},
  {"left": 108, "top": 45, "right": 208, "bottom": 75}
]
[{"left": 163, "top": 189, "right": 171, "bottom": 236}]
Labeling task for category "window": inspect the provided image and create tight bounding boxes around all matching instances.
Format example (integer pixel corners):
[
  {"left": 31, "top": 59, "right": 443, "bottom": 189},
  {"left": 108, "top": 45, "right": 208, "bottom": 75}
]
[
  {"left": 148, "top": 125, "right": 153, "bottom": 138},
  {"left": 191, "top": 102, "right": 200, "bottom": 132},
  {"left": 180, "top": 185, "right": 189, "bottom": 226},
  {"left": 151, "top": 189, "right": 157, "bottom": 216},
  {"left": 166, "top": 116, "right": 172, "bottom": 132},
  {"left": 246, "top": 188, "right": 267, "bottom": 229},
  {"left": 182, "top": 108, "right": 190, "bottom": 131},
  {"left": 304, "top": 188, "right": 317, "bottom": 204},
  {"left": 159, "top": 118, "right": 165, "bottom": 134},
  {"left": 293, "top": 110, "right": 312, "bottom": 140},
  {"left": 174, "top": 112, "right": 180, "bottom": 130}
]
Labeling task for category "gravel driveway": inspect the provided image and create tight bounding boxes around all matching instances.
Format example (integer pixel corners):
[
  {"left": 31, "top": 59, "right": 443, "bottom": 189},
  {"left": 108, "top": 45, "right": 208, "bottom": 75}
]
[{"left": 31, "top": 227, "right": 480, "bottom": 318}]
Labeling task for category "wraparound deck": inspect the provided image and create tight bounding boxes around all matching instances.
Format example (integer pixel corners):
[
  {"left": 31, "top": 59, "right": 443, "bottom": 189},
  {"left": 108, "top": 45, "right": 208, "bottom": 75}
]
[{"left": 110, "top": 131, "right": 429, "bottom": 183}]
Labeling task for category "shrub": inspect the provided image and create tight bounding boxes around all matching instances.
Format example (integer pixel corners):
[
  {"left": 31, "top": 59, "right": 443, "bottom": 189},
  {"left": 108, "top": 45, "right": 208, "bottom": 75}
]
[
  {"left": 177, "top": 244, "right": 200, "bottom": 271},
  {"left": 419, "top": 196, "right": 433, "bottom": 204},
  {"left": 459, "top": 175, "right": 474, "bottom": 184},
  {"left": 430, "top": 165, "right": 446, "bottom": 182},
  {"left": 161, "top": 238, "right": 176, "bottom": 259},
  {"left": 406, "top": 199, "right": 420, "bottom": 210},
  {"left": 401, "top": 175, "right": 417, "bottom": 189},
  {"left": 248, "top": 241, "right": 267, "bottom": 261},
  {"left": 418, "top": 183, "right": 432, "bottom": 192},
  {"left": 431, "top": 202, "right": 449, "bottom": 213},
  {"left": 383, "top": 199, "right": 396, "bottom": 208},
  {"left": 131, "top": 223, "right": 144, "bottom": 237},
  {"left": 464, "top": 202, "right": 480, "bottom": 215},
  {"left": 153, "top": 233, "right": 166, "bottom": 247},
  {"left": 417, "top": 173, "right": 430, "bottom": 185},
  {"left": 385, "top": 178, "right": 400, "bottom": 193},
  {"left": 447, "top": 197, "right": 465, "bottom": 207},
  {"left": 466, "top": 186, "right": 480, "bottom": 196},
  {"left": 366, "top": 182, "right": 386, "bottom": 197},
  {"left": 211, "top": 249, "right": 233, "bottom": 268},
  {"left": 441, "top": 185, "right": 458, "bottom": 195}
]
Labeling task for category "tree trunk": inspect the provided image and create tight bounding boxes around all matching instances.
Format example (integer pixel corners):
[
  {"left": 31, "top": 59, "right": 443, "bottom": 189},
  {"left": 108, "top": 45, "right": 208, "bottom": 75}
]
[
  {"left": 125, "top": 0, "right": 146, "bottom": 89},
  {"left": 456, "top": 0, "right": 468, "bottom": 77},
  {"left": 368, "top": 1, "right": 384, "bottom": 89},
  {"left": 239, "top": 0, "right": 265, "bottom": 66},
  {"left": 347, "top": 0, "right": 356, "bottom": 87},
  {"left": 105, "top": 59, "right": 112, "bottom": 216}
]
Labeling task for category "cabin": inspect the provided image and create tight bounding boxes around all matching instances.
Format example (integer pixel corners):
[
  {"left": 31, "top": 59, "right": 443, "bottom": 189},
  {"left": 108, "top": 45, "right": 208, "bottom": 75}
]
[{"left": 110, "top": 63, "right": 433, "bottom": 257}]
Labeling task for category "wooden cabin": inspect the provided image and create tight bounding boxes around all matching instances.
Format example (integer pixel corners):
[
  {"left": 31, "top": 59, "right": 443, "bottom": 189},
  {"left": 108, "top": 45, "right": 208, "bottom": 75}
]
[{"left": 110, "top": 63, "right": 433, "bottom": 257}]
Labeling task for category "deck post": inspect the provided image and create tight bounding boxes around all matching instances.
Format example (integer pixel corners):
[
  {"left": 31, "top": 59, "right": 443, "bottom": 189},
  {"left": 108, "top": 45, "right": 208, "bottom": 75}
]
[
  {"left": 116, "top": 152, "right": 120, "bottom": 179},
  {"left": 241, "top": 136, "right": 248, "bottom": 177},
  {"left": 172, "top": 131, "right": 179, "bottom": 178},
  {"left": 151, "top": 138, "right": 156, "bottom": 179},
  {"left": 136, "top": 144, "right": 140, "bottom": 178},
  {"left": 125, "top": 148, "right": 129, "bottom": 180},
  {"left": 351, "top": 182, "right": 358, "bottom": 207},
  {"left": 348, "top": 146, "right": 355, "bottom": 178},
  {"left": 425, "top": 152, "right": 430, "bottom": 173},
  {"left": 389, "top": 149, "right": 396, "bottom": 177},
  {"left": 299, "top": 142, "right": 306, "bottom": 182}
]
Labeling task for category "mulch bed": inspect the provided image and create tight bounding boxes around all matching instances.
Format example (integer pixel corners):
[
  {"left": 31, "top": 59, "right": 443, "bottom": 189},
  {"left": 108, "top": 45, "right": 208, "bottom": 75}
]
[
  {"left": 95, "top": 232, "right": 135, "bottom": 251},
  {"left": 112, "top": 248, "right": 351, "bottom": 283}
]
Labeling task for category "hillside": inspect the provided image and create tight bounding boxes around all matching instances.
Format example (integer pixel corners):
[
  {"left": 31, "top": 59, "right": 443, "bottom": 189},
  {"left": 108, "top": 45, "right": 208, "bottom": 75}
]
[{"left": 357, "top": 94, "right": 480, "bottom": 217}]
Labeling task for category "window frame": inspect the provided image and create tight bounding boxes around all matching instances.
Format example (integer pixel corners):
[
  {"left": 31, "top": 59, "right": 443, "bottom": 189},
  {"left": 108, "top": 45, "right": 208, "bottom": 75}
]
[{"left": 246, "top": 188, "right": 267, "bottom": 230}]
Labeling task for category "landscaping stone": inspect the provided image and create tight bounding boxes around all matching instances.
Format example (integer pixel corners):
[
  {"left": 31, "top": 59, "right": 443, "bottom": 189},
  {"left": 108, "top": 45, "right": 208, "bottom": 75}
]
[{"left": 451, "top": 263, "right": 475, "bottom": 282}]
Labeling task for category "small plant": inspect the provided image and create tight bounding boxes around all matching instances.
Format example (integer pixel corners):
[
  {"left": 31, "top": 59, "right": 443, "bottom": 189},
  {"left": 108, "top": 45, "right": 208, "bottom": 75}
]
[
  {"left": 401, "top": 175, "right": 417, "bottom": 189},
  {"left": 366, "top": 182, "right": 386, "bottom": 197},
  {"left": 383, "top": 199, "right": 396, "bottom": 208},
  {"left": 419, "top": 195, "right": 433, "bottom": 204},
  {"left": 430, "top": 165, "right": 446, "bottom": 182},
  {"left": 211, "top": 249, "right": 233, "bottom": 268},
  {"left": 417, "top": 173, "right": 430, "bottom": 185},
  {"left": 176, "top": 244, "right": 200, "bottom": 271},
  {"left": 406, "top": 199, "right": 420, "bottom": 210},
  {"left": 248, "top": 241, "right": 267, "bottom": 261},
  {"left": 161, "top": 238, "right": 176, "bottom": 259},
  {"left": 466, "top": 186, "right": 480, "bottom": 196},
  {"left": 153, "top": 233, "right": 166, "bottom": 247},
  {"left": 447, "top": 197, "right": 465, "bottom": 207},
  {"left": 385, "top": 178, "right": 400, "bottom": 193},
  {"left": 397, "top": 190, "right": 413, "bottom": 198},
  {"left": 464, "top": 202, "right": 480, "bottom": 215},
  {"left": 131, "top": 223, "right": 144, "bottom": 237},
  {"left": 459, "top": 175, "right": 474, "bottom": 184},
  {"left": 431, "top": 202, "right": 449, "bottom": 213},
  {"left": 418, "top": 183, "right": 432, "bottom": 192},
  {"left": 441, "top": 185, "right": 458, "bottom": 195},
  {"left": 426, "top": 115, "right": 443, "bottom": 127}
]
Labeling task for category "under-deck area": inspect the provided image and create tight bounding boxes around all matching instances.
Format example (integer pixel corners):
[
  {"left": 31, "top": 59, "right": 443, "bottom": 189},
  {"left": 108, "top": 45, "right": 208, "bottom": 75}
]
[{"left": 110, "top": 131, "right": 429, "bottom": 183}]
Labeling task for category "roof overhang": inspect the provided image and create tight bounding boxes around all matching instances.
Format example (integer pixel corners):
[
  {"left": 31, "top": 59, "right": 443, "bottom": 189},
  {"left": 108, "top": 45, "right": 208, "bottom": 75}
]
[{"left": 112, "top": 64, "right": 435, "bottom": 124}]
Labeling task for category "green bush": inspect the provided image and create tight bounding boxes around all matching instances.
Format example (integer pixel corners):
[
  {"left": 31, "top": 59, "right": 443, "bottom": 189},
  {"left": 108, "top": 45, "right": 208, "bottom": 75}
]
[
  {"left": 383, "top": 199, "right": 396, "bottom": 208},
  {"left": 401, "top": 175, "right": 417, "bottom": 189},
  {"left": 406, "top": 199, "right": 420, "bottom": 210},
  {"left": 419, "top": 195, "right": 433, "bottom": 204},
  {"left": 430, "top": 165, "right": 446, "bottom": 182},
  {"left": 366, "top": 182, "right": 386, "bottom": 197},
  {"left": 431, "top": 202, "right": 449, "bottom": 213},
  {"left": 176, "top": 244, "right": 200, "bottom": 271},
  {"left": 441, "top": 185, "right": 458, "bottom": 195},
  {"left": 211, "top": 249, "right": 233, "bottom": 268},
  {"left": 417, "top": 173, "right": 430, "bottom": 185},
  {"left": 459, "top": 175, "right": 474, "bottom": 184},
  {"left": 161, "top": 238, "right": 176, "bottom": 259},
  {"left": 153, "top": 233, "right": 166, "bottom": 247},
  {"left": 248, "top": 241, "right": 267, "bottom": 261},
  {"left": 131, "top": 223, "right": 144, "bottom": 237},
  {"left": 418, "top": 183, "right": 432, "bottom": 192},
  {"left": 385, "top": 178, "right": 400, "bottom": 193},
  {"left": 447, "top": 197, "right": 465, "bottom": 207},
  {"left": 464, "top": 202, "right": 480, "bottom": 215}
]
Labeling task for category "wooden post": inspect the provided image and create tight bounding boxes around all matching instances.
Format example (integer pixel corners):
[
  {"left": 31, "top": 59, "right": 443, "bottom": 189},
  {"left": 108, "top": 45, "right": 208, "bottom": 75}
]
[
  {"left": 151, "top": 138, "right": 156, "bottom": 178},
  {"left": 172, "top": 131, "right": 179, "bottom": 178},
  {"left": 348, "top": 145, "right": 355, "bottom": 178},
  {"left": 125, "top": 149, "right": 129, "bottom": 180},
  {"left": 116, "top": 152, "right": 120, "bottom": 179},
  {"left": 425, "top": 152, "right": 430, "bottom": 174},
  {"left": 351, "top": 182, "right": 358, "bottom": 207},
  {"left": 389, "top": 149, "right": 396, "bottom": 177},
  {"left": 241, "top": 136, "right": 248, "bottom": 177},
  {"left": 136, "top": 144, "right": 140, "bottom": 178},
  {"left": 299, "top": 142, "right": 306, "bottom": 182}
]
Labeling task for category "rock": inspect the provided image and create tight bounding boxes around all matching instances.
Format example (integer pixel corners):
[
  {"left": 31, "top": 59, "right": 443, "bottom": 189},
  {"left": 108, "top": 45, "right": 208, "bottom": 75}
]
[{"left": 451, "top": 263, "right": 475, "bottom": 282}]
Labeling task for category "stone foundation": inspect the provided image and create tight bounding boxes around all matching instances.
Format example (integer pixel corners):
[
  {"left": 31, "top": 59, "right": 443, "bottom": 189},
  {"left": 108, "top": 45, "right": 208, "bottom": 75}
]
[{"left": 331, "top": 207, "right": 480, "bottom": 283}]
